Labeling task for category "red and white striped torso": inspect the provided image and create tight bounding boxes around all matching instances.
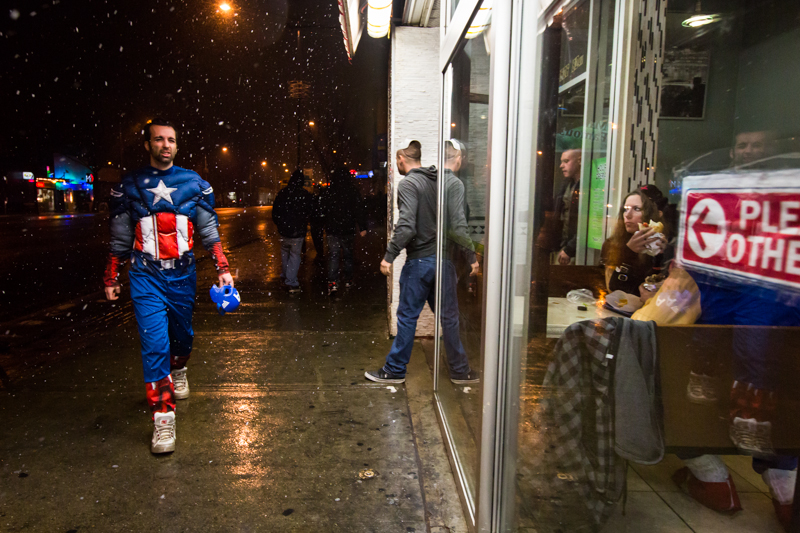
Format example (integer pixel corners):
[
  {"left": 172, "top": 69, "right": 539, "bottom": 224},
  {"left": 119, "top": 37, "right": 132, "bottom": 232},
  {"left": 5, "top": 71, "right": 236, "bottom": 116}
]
[{"left": 134, "top": 213, "right": 194, "bottom": 260}]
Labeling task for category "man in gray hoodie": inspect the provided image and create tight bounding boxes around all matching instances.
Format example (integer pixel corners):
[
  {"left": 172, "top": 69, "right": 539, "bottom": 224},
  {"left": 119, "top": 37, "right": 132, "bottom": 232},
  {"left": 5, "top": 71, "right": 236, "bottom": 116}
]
[{"left": 365, "top": 140, "right": 479, "bottom": 384}]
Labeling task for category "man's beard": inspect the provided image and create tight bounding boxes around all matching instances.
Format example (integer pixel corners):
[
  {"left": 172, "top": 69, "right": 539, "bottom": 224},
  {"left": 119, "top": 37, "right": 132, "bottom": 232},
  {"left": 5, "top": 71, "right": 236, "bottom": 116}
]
[{"left": 152, "top": 148, "right": 175, "bottom": 165}]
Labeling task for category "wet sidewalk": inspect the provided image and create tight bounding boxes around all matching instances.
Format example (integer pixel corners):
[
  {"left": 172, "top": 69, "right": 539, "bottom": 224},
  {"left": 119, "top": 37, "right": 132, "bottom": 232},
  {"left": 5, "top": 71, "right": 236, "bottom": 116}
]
[{"left": 0, "top": 222, "right": 467, "bottom": 532}]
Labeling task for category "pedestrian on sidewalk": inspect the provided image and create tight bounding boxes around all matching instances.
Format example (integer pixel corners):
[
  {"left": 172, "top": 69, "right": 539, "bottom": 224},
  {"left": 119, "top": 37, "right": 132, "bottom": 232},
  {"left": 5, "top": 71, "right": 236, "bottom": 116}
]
[
  {"left": 320, "top": 168, "right": 367, "bottom": 295},
  {"left": 310, "top": 190, "right": 326, "bottom": 262},
  {"left": 365, "top": 140, "right": 479, "bottom": 385},
  {"left": 272, "top": 169, "right": 313, "bottom": 293},
  {"left": 103, "top": 118, "right": 234, "bottom": 454}
]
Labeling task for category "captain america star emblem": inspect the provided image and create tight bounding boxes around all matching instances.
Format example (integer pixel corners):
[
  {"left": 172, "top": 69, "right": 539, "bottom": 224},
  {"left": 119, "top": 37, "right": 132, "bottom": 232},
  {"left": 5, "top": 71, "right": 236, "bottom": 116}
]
[{"left": 147, "top": 180, "right": 178, "bottom": 206}]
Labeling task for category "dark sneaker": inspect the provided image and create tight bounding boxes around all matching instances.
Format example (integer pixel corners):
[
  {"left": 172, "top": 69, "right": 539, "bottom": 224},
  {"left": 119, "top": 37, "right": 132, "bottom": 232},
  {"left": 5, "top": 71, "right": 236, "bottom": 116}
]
[
  {"left": 287, "top": 285, "right": 301, "bottom": 294},
  {"left": 365, "top": 369, "right": 405, "bottom": 384},
  {"left": 328, "top": 282, "right": 339, "bottom": 295},
  {"left": 451, "top": 370, "right": 480, "bottom": 385}
]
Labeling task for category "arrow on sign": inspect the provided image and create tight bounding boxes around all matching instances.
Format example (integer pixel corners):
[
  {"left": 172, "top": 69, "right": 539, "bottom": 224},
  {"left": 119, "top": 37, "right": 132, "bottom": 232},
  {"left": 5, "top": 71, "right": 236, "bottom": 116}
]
[{"left": 687, "top": 198, "right": 727, "bottom": 259}]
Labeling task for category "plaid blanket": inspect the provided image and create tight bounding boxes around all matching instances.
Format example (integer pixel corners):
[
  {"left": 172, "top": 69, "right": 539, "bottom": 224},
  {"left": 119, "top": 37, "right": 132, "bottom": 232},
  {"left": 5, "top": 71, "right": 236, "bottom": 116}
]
[{"left": 543, "top": 318, "right": 627, "bottom": 529}]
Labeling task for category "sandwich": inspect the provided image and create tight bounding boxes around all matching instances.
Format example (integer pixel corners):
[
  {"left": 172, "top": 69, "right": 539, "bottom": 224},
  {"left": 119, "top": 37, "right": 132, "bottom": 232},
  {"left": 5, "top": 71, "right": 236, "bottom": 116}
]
[{"left": 638, "top": 219, "right": 664, "bottom": 234}]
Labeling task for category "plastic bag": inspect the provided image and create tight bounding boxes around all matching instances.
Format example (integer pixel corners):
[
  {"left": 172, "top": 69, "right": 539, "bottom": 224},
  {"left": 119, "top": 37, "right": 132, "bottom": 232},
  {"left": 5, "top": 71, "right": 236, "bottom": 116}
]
[
  {"left": 567, "top": 288, "right": 597, "bottom": 305},
  {"left": 631, "top": 267, "right": 701, "bottom": 325}
]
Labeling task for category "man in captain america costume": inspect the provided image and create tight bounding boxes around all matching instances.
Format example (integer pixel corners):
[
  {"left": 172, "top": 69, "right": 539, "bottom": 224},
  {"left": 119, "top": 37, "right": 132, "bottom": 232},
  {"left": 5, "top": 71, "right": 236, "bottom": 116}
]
[{"left": 103, "top": 118, "right": 234, "bottom": 454}]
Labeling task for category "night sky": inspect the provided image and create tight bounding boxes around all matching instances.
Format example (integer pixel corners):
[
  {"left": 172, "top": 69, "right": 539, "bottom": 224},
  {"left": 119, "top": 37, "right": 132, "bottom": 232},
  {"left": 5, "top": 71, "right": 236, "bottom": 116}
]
[{"left": 1, "top": 0, "right": 389, "bottom": 184}]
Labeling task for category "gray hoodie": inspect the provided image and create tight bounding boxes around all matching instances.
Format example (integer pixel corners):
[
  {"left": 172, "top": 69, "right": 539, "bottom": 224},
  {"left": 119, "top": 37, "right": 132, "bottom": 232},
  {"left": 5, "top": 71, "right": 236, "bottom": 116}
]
[{"left": 385, "top": 165, "right": 476, "bottom": 264}]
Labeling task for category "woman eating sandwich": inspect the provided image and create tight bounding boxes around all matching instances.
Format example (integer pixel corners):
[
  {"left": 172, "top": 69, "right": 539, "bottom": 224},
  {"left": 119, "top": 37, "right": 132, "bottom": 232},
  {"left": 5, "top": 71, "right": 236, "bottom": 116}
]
[{"left": 601, "top": 189, "right": 668, "bottom": 297}]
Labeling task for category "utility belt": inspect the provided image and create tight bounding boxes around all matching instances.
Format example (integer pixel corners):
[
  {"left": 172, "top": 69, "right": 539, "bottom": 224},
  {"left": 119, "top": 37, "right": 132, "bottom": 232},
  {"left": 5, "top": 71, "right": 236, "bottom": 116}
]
[{"left": 132, "top": 250, "right": 194, "bottom": 271}]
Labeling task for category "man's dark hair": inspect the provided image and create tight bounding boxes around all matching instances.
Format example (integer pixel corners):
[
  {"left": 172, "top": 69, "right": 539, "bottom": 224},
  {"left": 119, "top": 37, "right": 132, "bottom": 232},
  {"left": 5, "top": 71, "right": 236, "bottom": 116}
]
[
  {"left": 144, "top": 118, "right": 177, "bottom": 142},
  {"left": 397, "top": 140, "right": 421, "bottom": 161}
]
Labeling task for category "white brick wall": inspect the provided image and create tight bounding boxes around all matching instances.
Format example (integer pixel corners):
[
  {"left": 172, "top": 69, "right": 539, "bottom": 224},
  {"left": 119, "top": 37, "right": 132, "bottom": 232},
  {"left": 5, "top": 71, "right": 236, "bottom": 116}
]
[{"left": 388, "top": 27, "right": 440, "bottom": 336}]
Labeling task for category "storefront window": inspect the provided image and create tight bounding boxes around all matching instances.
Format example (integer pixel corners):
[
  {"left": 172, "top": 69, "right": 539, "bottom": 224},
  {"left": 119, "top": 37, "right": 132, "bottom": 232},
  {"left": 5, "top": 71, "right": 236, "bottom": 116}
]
[
  {"left": 504, "top": 0, "right": 800, "bottom": 530},
  {"left": 435, "top": 26, "right": 491, "bottom": 520}
]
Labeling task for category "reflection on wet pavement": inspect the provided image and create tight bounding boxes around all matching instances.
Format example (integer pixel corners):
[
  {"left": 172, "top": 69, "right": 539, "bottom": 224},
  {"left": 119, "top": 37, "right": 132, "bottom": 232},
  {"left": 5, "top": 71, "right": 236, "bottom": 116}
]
[{"left": 0, "top": 208, "right": 431, "bottom": 531}]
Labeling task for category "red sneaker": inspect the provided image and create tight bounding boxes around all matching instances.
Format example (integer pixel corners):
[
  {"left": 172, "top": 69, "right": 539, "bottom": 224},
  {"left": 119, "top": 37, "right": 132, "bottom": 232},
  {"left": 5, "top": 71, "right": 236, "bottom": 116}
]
[{"left": 772, "top": 498, "right": 792, "bottom": 532}]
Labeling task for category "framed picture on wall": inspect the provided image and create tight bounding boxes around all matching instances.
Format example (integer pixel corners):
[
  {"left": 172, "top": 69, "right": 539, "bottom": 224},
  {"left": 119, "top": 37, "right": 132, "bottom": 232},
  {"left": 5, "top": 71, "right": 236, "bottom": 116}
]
[{"left": 660, "top": 48, "right": 710, "bottom": 119}]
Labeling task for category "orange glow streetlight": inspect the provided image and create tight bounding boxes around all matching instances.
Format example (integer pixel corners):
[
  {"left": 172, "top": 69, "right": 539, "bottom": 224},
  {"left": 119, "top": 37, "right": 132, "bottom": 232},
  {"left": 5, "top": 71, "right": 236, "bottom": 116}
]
[
  {"left": 222, "top": 147, "right": 228, "bottom": 153},
  {"left": 308, "top": 121, "right": 315, "bottom": 127},
  {"left": 219, "top": 3, "right": 232, "bottom": 12},
  {"left": 261, "top": 161, "right": 267, "bottom": 167}
]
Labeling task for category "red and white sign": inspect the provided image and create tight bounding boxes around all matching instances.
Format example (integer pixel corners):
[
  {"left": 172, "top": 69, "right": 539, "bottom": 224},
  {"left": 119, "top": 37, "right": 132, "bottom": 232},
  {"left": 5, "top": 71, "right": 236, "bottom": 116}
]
[{"left": 678, "top": 173, "right": 800, "bottom": 290}]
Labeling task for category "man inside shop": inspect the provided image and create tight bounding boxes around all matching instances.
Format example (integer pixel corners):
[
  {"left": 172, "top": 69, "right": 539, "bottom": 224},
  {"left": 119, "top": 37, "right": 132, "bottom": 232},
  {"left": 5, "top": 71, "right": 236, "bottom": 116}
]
[{"left": 554, "top": 148, "right": 582, "bottom": 265}]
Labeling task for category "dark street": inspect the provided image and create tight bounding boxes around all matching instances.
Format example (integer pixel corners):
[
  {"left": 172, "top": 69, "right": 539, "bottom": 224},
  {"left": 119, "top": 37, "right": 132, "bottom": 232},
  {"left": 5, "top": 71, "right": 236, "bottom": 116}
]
[{"left": 0, "top": 208, "right": 275, "bottom": 323}]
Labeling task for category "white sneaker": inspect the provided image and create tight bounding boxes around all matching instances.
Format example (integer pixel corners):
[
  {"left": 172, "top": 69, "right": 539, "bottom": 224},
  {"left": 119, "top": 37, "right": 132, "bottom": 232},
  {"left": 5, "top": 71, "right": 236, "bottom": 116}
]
[
  {"left": 730, "top": 416, "right": 774, "bottom": 457},
  {"left": 686, "top": 372, "right": 717, "bottom": 404},
  {"left": 151, "top": 411, "right": 176, "bottom": 454},
  {"left": 171, "top": 367, "right": 189, "bottom": 399}
]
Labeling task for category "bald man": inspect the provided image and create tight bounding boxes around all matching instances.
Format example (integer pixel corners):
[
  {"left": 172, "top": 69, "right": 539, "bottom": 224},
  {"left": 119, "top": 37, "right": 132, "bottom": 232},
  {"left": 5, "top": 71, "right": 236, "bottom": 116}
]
[{"left": 555, "top": 149, "right": 582, "bottom": 264}]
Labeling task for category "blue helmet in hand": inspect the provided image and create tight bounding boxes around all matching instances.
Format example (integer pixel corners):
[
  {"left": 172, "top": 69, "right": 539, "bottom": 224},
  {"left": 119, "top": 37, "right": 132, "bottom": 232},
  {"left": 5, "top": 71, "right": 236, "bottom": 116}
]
[{"left": 210, "top": 284, "right": 241, "bottom": 315}]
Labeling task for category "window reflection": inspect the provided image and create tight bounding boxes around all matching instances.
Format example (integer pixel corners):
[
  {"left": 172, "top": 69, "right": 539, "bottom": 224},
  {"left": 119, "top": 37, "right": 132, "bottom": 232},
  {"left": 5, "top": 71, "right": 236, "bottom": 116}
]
[
  {"left": 436, "top": 29, "right": 491, "bottom": 516},
  {"left": 514, "top": 0, "right": 800, "bottom": 530}
]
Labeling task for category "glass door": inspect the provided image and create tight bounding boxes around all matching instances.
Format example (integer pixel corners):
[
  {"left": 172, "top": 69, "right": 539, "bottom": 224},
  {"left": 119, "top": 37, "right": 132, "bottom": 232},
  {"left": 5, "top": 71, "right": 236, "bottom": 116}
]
[
  {"left": 435, "top": 31, "right": 492, "bottom": 522},
  {"left": 504, "top": 0, "right": 623, "bottom": 529}
]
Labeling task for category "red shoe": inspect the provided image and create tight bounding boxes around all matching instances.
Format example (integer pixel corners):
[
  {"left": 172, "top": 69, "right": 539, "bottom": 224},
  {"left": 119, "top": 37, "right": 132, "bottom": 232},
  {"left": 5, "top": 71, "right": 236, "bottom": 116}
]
[
  {"left": 763, "top": 468, "right": 796, "bottom": 532},
  {"left": 772, "top": 499, "right": 792, "bottom": 532},
  {"left": 673, "top": 467, "right": 743, "bottom": 512}
]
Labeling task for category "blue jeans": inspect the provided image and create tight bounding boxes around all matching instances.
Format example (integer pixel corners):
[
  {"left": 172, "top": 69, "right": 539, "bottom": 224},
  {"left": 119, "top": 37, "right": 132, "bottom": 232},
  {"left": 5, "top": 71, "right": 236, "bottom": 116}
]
[
  {"left": 327, "top": 234, "right": 354, "bottom": 282},
  {"left": 280, "top": 237, "right": 304, "bottom": 287},
  {"left": 383, "top": 255, "right": 471, "bottom": 378}
]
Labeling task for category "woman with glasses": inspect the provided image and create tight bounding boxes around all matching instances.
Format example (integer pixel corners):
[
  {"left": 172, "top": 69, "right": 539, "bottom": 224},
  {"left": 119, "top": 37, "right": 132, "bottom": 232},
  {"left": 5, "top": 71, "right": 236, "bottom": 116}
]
[{"left": 601, "top": 189, "right": 668, "bottom": 296}]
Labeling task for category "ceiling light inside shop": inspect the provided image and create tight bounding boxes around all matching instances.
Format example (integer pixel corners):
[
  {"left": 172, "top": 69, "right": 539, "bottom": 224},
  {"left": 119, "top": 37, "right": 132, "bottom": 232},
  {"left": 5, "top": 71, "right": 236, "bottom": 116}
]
[
  {"left": 682, "top": 13, "right": 721, "bottom": 27},
  {"left": 466, "top": 0, "right": 493, "bottom": 39},
  {"left": 368, "top": 0, "right": 392, "bottom": 38}
]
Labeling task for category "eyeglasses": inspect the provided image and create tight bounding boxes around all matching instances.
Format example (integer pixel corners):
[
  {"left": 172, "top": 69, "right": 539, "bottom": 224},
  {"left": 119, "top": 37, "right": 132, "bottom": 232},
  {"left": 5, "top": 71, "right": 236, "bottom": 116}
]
[{"left": 623, "top": 205, "right": 643, "bottom": 213}]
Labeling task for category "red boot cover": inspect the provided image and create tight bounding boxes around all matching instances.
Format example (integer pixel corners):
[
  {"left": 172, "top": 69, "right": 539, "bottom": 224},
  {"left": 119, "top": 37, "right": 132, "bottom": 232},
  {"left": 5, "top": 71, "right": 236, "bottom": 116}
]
[
  {"left": 146, "top": 375, "right": 176, "bottom": 418},
  {"left": 171, "top": 353, "right": 191, "bottom": 371},
  {"left": 673, "top": 467, "right": 743, "bottom": 512},
  {"left": 772, "top": 499, "right": 792, "bottom": 532}
]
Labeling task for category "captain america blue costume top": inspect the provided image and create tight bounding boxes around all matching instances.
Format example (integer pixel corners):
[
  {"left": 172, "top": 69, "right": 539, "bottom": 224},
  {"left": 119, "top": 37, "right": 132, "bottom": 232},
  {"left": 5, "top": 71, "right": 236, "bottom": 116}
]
[{"left": 104, "top": 165, "right": 230, "bottom": 386}]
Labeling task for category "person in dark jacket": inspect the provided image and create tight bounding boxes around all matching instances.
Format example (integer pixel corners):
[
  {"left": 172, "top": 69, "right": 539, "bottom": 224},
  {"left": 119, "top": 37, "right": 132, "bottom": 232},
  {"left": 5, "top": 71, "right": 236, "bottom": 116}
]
[
  {"left": 320, "top": 168, "right": 367, "bottom": 294},
  {"left": 553, "top": 149, "right": 582, "bottom": 264},
  {"left": 272, "top": 169, "right": 312, "bottom": 293},
  {"left": 365, "top": 140, "right": 479, "bottom": 385}
]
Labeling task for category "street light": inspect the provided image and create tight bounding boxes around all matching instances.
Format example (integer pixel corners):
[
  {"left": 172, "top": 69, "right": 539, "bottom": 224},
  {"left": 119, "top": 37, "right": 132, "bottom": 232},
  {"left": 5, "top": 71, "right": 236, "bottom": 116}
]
[
  {"left": 261, "top": 161, "right": 267, "bottom": 167},
  {"left": 368, "top": 0, "right": 391, "bottom": 38},
  {"left": 222, "top": 147, "right": 228, "bottom": 153},
  {"left": 219, "top": 3, "right": 232, "bottom": 12},
  {"left": 308, "top": 121, "right": 315, "bottom": 127}
]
